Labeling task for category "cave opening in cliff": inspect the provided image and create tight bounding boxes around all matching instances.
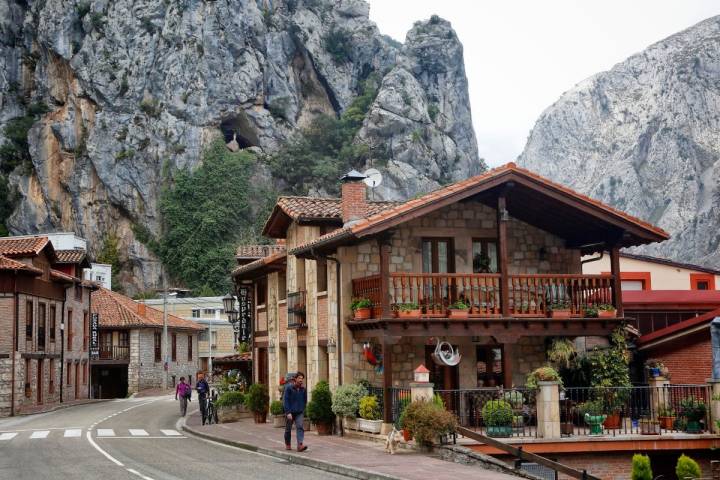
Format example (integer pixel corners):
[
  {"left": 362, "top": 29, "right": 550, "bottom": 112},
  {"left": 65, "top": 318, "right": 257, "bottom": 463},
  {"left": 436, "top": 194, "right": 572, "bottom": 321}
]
[{"left": 220, "top": 113, "right": 259, "bottom": 150}]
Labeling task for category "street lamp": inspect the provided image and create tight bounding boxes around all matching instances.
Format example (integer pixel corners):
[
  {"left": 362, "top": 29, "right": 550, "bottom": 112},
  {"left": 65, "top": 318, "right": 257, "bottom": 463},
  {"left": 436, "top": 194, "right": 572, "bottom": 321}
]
[
  {"left": 222, "top": 293, "right": 236, "bottom": 314},
  {"left": 223, "top": 292, "right": 239, "bottom": 348}
]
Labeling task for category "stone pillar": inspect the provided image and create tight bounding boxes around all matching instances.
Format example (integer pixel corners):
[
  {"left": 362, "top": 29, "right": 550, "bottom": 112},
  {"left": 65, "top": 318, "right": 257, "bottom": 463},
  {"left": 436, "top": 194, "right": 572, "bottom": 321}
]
[
  {"left": 536, "top": 381, "right": 560, "bottom": 439},
  {"left": 711, "top": 460, "right": 719, "bottom": 480},
  {"left": 410, "top": 364, "right": 434, "bottom": 403},
  {"left": 649, "top": 376, "right": 670, "bottom": 416},
  {"left": 708, "top": 379, "right": 720, "bottom": 434}
]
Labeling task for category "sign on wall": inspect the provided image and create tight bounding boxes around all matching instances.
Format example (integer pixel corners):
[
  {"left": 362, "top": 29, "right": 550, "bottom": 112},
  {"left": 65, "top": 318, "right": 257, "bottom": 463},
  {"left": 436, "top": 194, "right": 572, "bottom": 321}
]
[
  {"left": 90, "top": 312, "right": 100, "bottom": 360},
  {"left": 237, "top": 285, "right": 253, "bottom": 344}
]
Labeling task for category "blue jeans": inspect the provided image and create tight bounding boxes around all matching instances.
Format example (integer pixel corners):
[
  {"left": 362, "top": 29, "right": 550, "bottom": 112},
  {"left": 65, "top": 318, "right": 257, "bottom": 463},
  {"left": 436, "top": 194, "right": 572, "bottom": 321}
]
[{"left": 284, "top": 412, "right": 304, "bottom": 446}]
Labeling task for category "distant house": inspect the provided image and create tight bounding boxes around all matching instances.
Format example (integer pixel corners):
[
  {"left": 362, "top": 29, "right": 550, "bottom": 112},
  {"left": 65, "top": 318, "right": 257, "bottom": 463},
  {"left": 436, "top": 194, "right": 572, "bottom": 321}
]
[
  {"left": 90, "top": 288, "right": 203, "bottom": 398},
  {"left": 0, "top": 235, "right": 94, "bottom": 417}
]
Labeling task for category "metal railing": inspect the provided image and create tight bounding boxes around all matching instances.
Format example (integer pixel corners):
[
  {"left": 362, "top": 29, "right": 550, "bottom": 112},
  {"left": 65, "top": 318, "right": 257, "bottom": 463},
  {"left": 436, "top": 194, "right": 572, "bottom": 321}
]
[
  {"left": 560, "top": 384, "right": 712, "bottom": 436},
  {"left": 366, "top": 386, "right": 412, "bottom": 424},
  {"left": 435, "top": 388, "right": 537, "bottom": 438},
  {"left": 287, "top": 290, "right": 307, "bottom": 328}
]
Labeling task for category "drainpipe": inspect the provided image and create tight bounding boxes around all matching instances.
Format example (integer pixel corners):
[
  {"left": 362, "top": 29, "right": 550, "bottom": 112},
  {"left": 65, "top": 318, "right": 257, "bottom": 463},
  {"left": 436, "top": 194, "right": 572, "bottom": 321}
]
[
  {"left": 581, "top": 250, "right": 604, "bottom": 265},
  {"left": 60, "top": 292, "right": 66, "bottom": 404},
  {"left": 11, "top": 274, "right": 18, "bottom": 416},
  {"left": 711, "top": 317, "right": 720, "bottom": 380},
  {"left": 87, "top": 283, "right": 91, "bottom": 398}
]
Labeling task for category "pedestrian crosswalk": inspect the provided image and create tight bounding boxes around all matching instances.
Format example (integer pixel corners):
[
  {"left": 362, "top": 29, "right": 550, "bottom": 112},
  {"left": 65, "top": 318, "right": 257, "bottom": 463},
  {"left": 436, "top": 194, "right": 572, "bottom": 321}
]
[{"left": 0, "top": 428, "right": 185, "bottom": 442}]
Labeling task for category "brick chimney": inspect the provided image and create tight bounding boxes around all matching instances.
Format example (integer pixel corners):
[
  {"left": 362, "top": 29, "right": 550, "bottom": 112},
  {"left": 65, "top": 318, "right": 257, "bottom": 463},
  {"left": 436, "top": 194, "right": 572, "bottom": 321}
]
[
  {"left": 137, "top": 302, "right": 147, "bottom": 316},
  {"left": 341, "top": 170, "right": 368, "bottom": 226}
]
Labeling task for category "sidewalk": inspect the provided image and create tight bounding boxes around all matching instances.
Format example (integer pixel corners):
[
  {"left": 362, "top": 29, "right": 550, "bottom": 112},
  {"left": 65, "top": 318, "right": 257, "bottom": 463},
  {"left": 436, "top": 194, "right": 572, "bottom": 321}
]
[
  {"left": 182, "top": 412, "right": 519, "bottom": 480},
  {"left": 18, "top": 397, "right": 111, "bottom": 415}
]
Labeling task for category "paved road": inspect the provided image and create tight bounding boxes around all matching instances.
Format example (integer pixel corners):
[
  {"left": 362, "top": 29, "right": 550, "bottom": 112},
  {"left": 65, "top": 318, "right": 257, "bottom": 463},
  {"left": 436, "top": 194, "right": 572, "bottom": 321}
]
[{"left": 0, "top": 395, "right": 348, "bottom": 480}]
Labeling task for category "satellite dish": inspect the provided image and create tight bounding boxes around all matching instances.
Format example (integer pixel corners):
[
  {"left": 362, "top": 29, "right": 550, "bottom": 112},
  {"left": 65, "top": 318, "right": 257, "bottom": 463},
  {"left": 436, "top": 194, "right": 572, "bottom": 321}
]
[{"left": 363, "top": 168, "right": 383, "bottom": 188}]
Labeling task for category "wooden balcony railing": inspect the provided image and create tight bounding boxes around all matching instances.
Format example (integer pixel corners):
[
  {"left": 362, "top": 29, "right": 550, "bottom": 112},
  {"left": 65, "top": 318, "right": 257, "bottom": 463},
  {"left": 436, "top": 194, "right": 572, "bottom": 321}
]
[
  {"left": 287, "top": 290, "right": 307, "bottom": 328},
  {"left": 351, "top": 273, "right": 616, "bottom": 318},
  {"left": 99, "top": 344, "right": 130, "bottom": 360}
]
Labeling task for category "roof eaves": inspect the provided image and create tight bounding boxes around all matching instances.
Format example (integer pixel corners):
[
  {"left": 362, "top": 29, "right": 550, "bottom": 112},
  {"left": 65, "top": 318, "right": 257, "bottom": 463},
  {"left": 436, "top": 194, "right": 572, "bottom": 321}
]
[
  {"left": 620, "top": 252, "right": 720, "bottom": 276},
  {"left": 231, "top": 251, "right": 286, "bottom": 279},
  {"left": 288, "top": 228, "right": 355, "bottom": 258}
]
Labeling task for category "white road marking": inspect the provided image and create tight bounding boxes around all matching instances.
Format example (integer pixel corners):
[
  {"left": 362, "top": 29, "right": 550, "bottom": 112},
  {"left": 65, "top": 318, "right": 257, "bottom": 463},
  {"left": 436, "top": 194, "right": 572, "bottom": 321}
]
[
  {"left": 126, "top": 468, "right": 155, "bottom": 480},
  {"left": 0, "top": 433, "right": 17, "bottom": 441},
  {"left": 97, "top": 429, "right": 115, "bottom": 437},
  {"left": 64, "top": 429, "right": 82, "bottom": 438},
  {"left": 29, "top": 430, "right": 49, "bottom": 439},
  {"left": 86, "top": 431, "right": 123, "bottom": 466},
  {"left": 160, "top": 429, "right": 181, "bottom": 436},
  {"left": 128, "top": 429, "right": 148, "bottom": 436}
]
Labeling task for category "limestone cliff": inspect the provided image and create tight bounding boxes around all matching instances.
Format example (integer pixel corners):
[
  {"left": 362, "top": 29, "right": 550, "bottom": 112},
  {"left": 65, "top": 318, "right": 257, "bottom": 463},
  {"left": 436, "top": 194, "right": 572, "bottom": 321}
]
[
  {"left": 519, "top": 16, "right": 720, "bottom": 267},
  {"left": 0, "top": 0, "right": 483, "bottom": 292}
]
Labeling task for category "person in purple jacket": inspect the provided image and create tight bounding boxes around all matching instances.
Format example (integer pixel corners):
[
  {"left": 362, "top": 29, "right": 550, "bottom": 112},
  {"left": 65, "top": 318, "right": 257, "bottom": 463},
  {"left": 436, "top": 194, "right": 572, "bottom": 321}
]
[
  {"left": 283, "top": 372, "right": 308, "bottom": 452},
  {"left": 174, "top": 377, "right": 191, "bottom": 417}
]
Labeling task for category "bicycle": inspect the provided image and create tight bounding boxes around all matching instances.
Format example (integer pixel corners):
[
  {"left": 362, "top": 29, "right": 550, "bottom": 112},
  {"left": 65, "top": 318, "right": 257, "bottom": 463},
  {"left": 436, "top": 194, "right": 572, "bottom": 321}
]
[{"left": 204, "top": 390, "right": 219, "bottom": 425}]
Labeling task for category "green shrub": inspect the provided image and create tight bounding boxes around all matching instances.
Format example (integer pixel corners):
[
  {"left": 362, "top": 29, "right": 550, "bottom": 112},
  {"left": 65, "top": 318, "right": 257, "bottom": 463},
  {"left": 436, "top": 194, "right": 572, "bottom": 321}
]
[
  {"left": 675, "top": 454, "right": 701, "bottom": 479},
  {"left": 393, "top": 302, "right": 419, "bottom": 312},
  {"left": 432, "top": 393, "right": 445, "bottom": 409},
  {"left": 359, "top": 395, "right": 381, "bottom": 421},
  {"left": 481, "top": 400, "right": 513, "bottom": 427},
  {"left": 396, "top": 397, "right": 411, "bottom": 429},
  {"left": 215, "top": 391, "right": 245, "bottom": 408},
  {"left": 331, "top": 383, "right": 367, "bottom": 418},
  {"left": 323, "top": 28, "right": 353, "bottom": 63},
  {"left": 578, "top": 399, "right": 604, "bottom": 417},
  {"left": 401, "top": 401, "right": 457, "bottom": 447},
  {"left": 448, "top": 300, "right": 469, "bottom": 310},
  {"left": 525, "top": 366, "right": 562, "bottom": 390},
  {"left": 631, "top": 454, "right": 652, "bottom": 480},
  {"left": 502, "top": 390, "right": 525, "bottom": 409},
  {"left": 307, "top": 381, "right": 335, "bottom": 424},
  {"left": 270, "top": 400, "right": 284, "bottom": 416},
  {"left": 427, "top": 103, "right": 439, "bottom": 122},
  {"left": 350, "top": 298, "right": 372, "bottom": 311},
  {"left": 679, "top": 397, "right": 706, "bottom": 422},
  {"left": 244, "top": 384, "right": 269, "bottom": 413}
]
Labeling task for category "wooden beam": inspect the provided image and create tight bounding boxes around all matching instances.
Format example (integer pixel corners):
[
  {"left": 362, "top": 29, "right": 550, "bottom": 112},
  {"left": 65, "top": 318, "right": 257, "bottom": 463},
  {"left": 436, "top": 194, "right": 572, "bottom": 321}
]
[
  {"left": 502, "top": 343, "right": 513, "bottom": 388},
  {"left": 498, "top": 194, "right": 510, "bottom": 317},
  {"left": 610, "top": 245, "right": 624, "bottom": 317},
  {"left": 378, "top": 238, "right": 392, "bottom": 319}
]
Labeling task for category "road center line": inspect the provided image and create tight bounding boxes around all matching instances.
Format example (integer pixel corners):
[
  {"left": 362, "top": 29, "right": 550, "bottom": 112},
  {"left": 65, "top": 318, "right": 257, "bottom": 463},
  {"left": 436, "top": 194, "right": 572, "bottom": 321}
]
[{"left": 126, "top": 468, "right": 155, "bottom": 480}]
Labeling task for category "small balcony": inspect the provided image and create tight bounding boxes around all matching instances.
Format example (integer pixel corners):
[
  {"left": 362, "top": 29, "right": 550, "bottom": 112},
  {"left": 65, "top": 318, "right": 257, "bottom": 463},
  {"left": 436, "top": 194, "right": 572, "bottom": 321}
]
[
  {"left": 99, "top": 344, "right": 130, "bottom": 361},
  {"left": 287, "top": 290, "right": 307, "bottom": 329}
]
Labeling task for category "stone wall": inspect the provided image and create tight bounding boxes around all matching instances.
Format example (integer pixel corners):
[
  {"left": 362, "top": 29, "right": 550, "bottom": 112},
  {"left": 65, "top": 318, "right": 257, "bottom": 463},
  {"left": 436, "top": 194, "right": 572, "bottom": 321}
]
[
  {"left": 63, "top": 283, "right": 91, "bottom": 402},
  {"left": 128, "top": 328, "right": 198, "bottom": 393}
]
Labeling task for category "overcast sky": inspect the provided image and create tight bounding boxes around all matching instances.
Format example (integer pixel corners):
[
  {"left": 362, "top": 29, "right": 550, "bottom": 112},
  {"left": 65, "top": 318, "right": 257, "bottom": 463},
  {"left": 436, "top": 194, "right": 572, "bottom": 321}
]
[{"left": 367, "top": 1, "right": 719, "bottom": 167}]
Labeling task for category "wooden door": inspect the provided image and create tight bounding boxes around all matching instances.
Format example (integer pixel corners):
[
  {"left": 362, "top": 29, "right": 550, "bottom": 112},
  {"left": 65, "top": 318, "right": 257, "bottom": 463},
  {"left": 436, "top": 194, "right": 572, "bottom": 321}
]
[{"left": 422, "top": 238, "right": 455, "bottom": 306}]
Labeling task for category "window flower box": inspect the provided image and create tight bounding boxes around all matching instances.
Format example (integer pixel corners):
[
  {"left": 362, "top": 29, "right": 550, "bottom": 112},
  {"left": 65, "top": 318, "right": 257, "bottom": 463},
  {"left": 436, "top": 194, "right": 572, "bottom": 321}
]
[{"left": 357, "top": 418, "right": 383, "bottom": 434}]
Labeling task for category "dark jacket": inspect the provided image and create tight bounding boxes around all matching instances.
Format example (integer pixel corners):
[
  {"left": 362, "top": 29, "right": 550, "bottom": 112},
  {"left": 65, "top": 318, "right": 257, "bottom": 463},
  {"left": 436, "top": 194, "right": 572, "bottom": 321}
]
[
  {"left": 283, "top": 382, "right": 307, "bottom": 414},
  {"left": 196, "top": 379, "right": 209, "bottom": 397}
]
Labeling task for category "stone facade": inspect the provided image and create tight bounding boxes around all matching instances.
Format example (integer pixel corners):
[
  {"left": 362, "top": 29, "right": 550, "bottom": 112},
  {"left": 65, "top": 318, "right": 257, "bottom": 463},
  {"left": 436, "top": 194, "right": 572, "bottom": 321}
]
[{"left": 127, "top": 328, "right": 198, "bottom": 393}]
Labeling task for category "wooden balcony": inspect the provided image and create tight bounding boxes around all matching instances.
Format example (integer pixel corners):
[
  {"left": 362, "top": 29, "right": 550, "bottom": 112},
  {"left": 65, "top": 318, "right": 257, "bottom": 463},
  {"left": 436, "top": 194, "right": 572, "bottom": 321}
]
[
  {"left": 352, "top": 272, "right": 617, "bottom": 319},
  {"left": 97, "top": 344, "right": 130, "bottom": 362}
]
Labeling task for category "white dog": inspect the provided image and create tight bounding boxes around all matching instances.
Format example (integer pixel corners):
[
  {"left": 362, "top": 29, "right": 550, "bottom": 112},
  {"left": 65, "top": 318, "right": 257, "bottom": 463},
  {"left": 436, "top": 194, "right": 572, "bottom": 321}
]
[{"left": 385, "top": 426, "right": 400, "bottom": 455}]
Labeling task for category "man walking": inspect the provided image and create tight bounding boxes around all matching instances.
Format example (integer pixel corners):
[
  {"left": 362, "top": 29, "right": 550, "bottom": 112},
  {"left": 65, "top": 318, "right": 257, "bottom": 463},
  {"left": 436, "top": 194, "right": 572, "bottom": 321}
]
[
  {"left": 283, "top": 372, "right": 308, "bottom": 452},
  {"left": 175, "top": 376, "right": 191, "bottom": 417},
  {"left": 196, "top": 371, "right": 210, "bottom": 425}
]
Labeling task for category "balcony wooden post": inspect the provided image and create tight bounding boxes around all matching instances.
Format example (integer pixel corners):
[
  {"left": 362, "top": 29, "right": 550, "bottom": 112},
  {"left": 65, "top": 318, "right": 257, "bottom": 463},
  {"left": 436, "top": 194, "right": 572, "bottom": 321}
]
[
  {"left": 609, "top": 245, "right": 624, "bottom": 317},
  {"left": 378, "top": 238, "right": 391, "bottom": 319},
  {"left": 497, "top": 194, "right": 510, "bottom": 317},
  {"left": 502, "top": 343, "right": 513, "bottom": 388},
  {"left": 382, "top": 335, "right": 393, "bottom": 424}
]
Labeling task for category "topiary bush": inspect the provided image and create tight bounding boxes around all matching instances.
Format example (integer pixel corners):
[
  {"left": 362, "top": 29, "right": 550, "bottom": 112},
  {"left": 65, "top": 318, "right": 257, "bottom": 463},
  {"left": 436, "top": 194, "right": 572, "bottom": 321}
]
[
  {"left": 358, "top": 395, "right": 381, "bottom": 421},
  {"left": 307, "top": 381, "right": 335, "bottom": 424},
  {"left": 676, "top": 454, "right": 701, "bottom": 479},
  {"left": 631, "top": 453, "right": 652, "bottom": 480},
  {"left": 331, "top": 383, "right": 367, "bottom": 418},
  {"left": 270, "top": 400, "right": 284, "bottom": 416},
  {"left": 401, "top": 401, "right": 457, "bottom": 447},
  {"left": 244, "top": 383, "right": 269, "bottom": 413},
  {"left": 215, "top": 391, "right": 245, "bottom": 408},
  {"left": 481, "top": 400, "right": 513, "bottom": 427}
]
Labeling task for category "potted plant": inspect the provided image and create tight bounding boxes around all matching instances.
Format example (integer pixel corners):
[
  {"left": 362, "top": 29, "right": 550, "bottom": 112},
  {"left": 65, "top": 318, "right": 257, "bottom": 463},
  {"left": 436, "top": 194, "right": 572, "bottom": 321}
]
[
  {"left": 583, "top": 305, "right": 599, "bottom": 318},
  {"left": 657, "top": 405, "right": 676, "bottom": 430},
  {"left": 244, "top": 383, "right": 269, "bottom": 423},
  {"left": 548, "top": 301, "right": 572, "bottom": 319},
  {"left": 357, "top": 395, "right": 383, "bottom": 433},
  {"left": 639, "top": 416, "right": 661, "bottom": 435},
  {"left": 580, "top": 399, "right": 606, "bottom": 435},
  {"left": 331, "top": 383, "right": 367, "bottom": 430},
  {"left": 215, "top": 391, "right": 251, "bottom": 423},
  {"left": 270, "top": 400, "right": 285, "bottom": 428},
  {"left": 597, "top": 304, "right": 617, "bottom": 318},
  {"left": 351, "top": 298, "right": 373, "bottom": 320},
  {"left": 306, "top": 381, "right": 334, "bottom": 435},
  {"left": 447, "top": 300, "right": 470, "bottom": 319},
  {"left": 401, "top": 400, "right": 457, "bottom": 450},
  {"left": 482, "top": 400, "right": 513, "bottom": 437},
  {"left": 396, "top": 397, "right": 412, "bottom": 441},
  {"left": 525, "top": 365, "right": 563, "bottom": 390},
  {"left": 676, "top": 454, "right": 702, "bottom": 480},
  {"left": 631, "top": 454, "right": 653, "bottom": 480},
  {"left": 679, "top": 396, "right": 706, "bottom": 433},
  {"left": 644, "top": 359, "right": 664, "bottom": 378},
  {"left": 393, "top": 302, "right": 421, "bottom": 318}
]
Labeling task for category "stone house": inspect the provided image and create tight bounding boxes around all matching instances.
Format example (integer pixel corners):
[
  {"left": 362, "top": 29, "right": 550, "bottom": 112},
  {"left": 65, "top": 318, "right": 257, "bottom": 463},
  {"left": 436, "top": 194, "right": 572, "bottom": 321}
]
[
  {"left": 0, "top": 236, "right": 93, "bottom": 417},
  {"left": 90, "top": 288, "right": 203, "bottom": 398},
  {"left": 231, "top": 163, "right": 669, "bottom": 413}
]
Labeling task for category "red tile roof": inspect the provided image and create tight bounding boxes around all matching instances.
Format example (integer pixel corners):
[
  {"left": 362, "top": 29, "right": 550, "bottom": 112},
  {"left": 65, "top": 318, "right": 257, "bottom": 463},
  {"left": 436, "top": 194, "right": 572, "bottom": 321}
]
[
  {"left": 231, "top": 250, "right": 286, "bottom": 278},
  {"left": 290, "top": 163, "right": 670, "bottom": 256},
  {"left": 0, "top": 236, "right": 52, "bottom": 258},
  {"left": 0, "top": 255, "right": 42, "bottom": 275},
  {"left": 235, "top": 244, "right": 286, "bottom": 259},
  {"left": 213, "top": 352, "right": 252, "bottom": 363},
  {"left": 54, "top": 249, "right": 87, "bottom": 264},
  {"left": 91, "top": 288, "right": 204, "bottom": 330},
  {"left": 50, "top": 269, "right": 79, "bottom": 283}
]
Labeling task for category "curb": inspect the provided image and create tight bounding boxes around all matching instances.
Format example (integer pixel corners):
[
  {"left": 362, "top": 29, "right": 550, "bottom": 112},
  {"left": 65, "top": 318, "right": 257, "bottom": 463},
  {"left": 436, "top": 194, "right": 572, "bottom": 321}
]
[{"left": 180, "top": 417, "right": 401, "bottom": 480}]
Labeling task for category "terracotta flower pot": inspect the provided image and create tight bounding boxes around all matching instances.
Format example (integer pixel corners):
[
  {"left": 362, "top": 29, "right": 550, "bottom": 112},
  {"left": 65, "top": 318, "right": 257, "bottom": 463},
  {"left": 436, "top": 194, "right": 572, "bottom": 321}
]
[
  {"left": 253, "top": 411, "right": 267, "bottom": 424},
  {"left": 598, "top": 309, "right": 617, "bottom": 318},
  {"left": 354, "top": 307, "right": 372, "bottom": 320},
  {"left": 447, "top": 309, "right": 469, "bottom": 319},
  {"left": 315, "top": 421, "right": 332, "bottom": 435},
  {"left": 396, "top": 309, "right": 421, "bottom": 318},
  {"left": 402, "top": 429, "right": 412, "bottom": 442},
  {"left": 550, "top": 309, "right": 572, "bottom": 319},
  {"left": 603, "top": 412, "right": 621, "bottom": 429},
  {"left": 659, "top": 416, "right": 675, "bottom": 430}
]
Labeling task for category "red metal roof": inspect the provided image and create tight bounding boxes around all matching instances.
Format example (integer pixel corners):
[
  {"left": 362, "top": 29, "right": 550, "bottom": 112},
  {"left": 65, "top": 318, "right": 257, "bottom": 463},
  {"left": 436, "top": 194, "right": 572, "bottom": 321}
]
[
  {"left": 623, "top": 290, "right": 720, "bottom": 306},
  {"left": 637, "top": 307, "right": 720, "bottom": 346}
]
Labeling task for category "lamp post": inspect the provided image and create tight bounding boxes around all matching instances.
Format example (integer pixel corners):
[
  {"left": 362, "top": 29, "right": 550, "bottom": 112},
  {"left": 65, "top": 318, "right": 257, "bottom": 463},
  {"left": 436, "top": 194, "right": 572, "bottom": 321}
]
[{"left": 223, "top": 293, "right": 239, "bottom": 347}]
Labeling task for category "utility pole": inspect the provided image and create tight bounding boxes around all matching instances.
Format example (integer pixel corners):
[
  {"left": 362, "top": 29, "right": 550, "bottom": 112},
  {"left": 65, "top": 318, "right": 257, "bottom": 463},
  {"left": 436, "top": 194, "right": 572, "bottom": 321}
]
[{"left": 162, "top": 272, "right": 168, "bottom": 390}]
